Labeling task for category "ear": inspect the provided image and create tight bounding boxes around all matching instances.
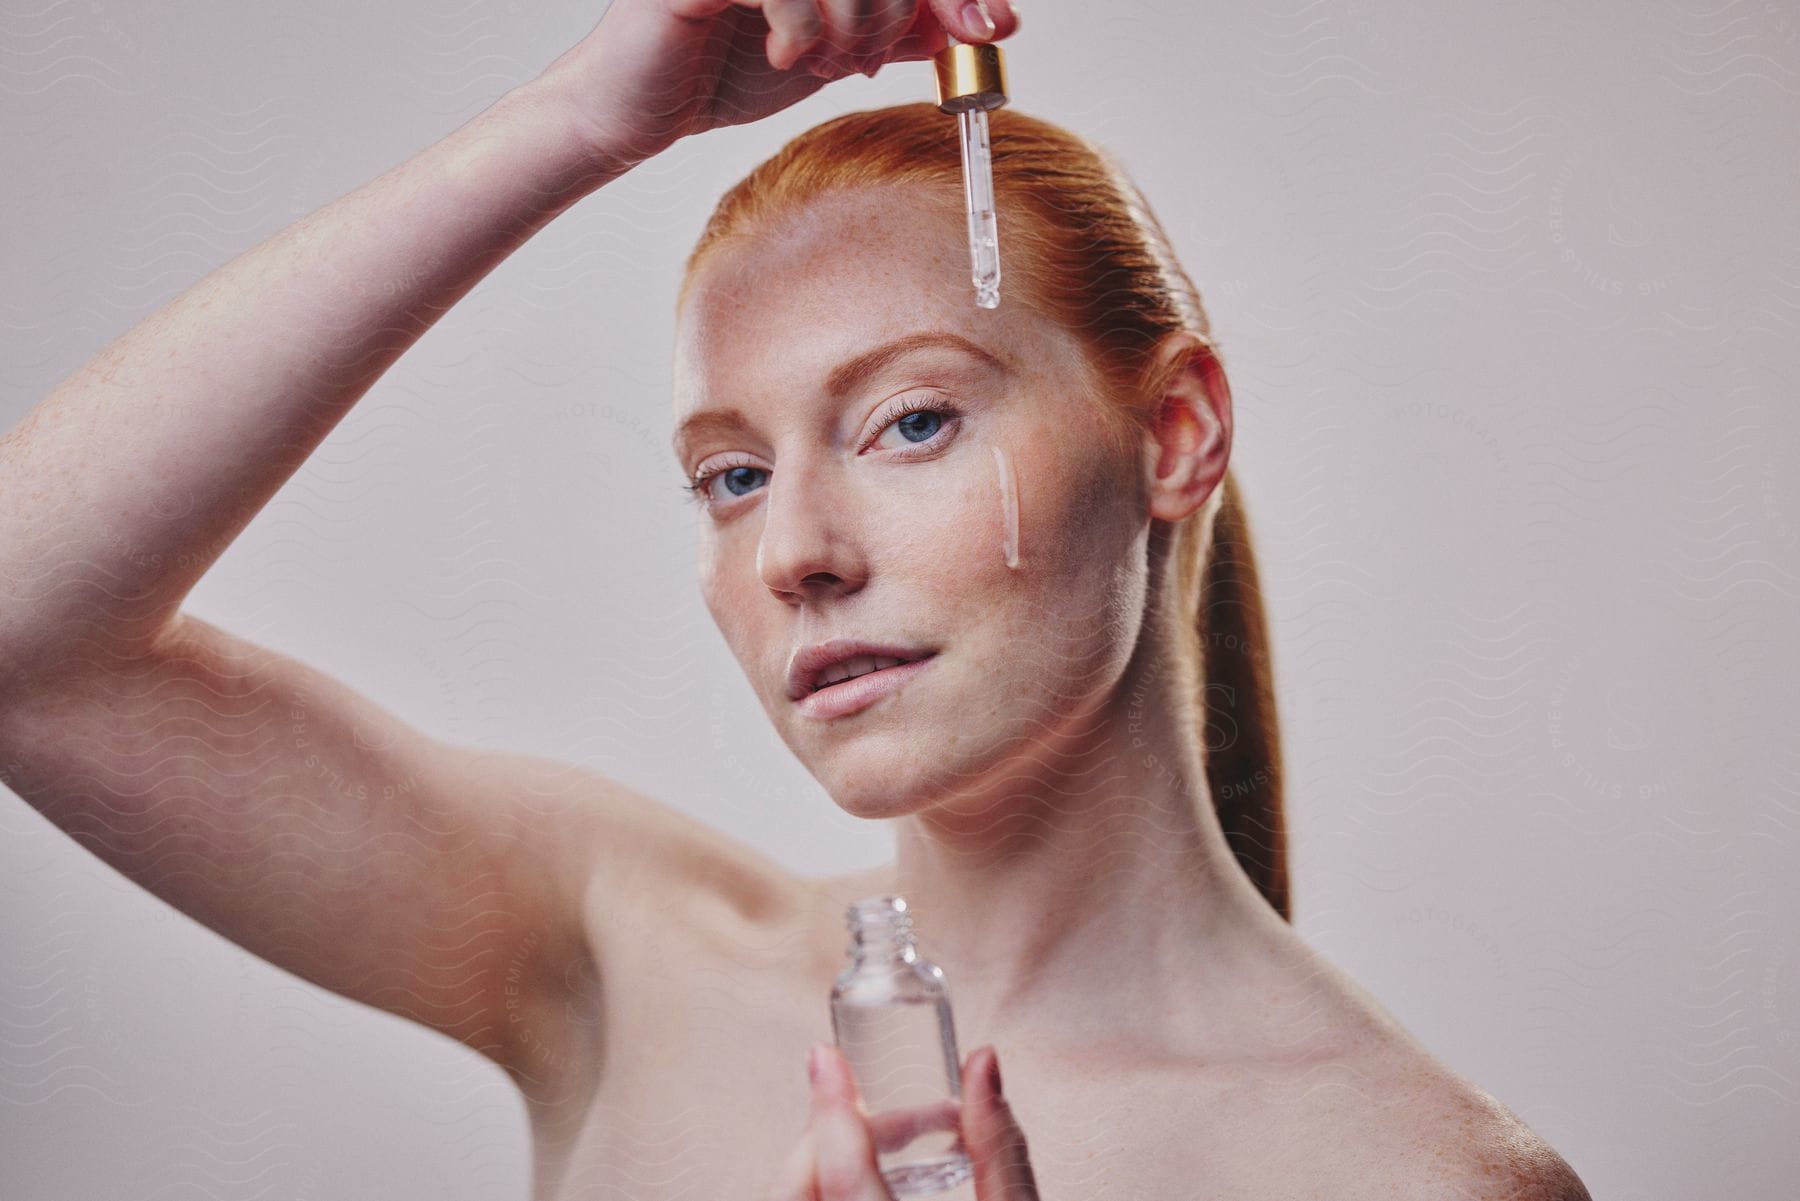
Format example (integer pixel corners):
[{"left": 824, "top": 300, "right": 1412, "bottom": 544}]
[{"left": 1139, "top": 332, "right": 1233, "bottom": 523}]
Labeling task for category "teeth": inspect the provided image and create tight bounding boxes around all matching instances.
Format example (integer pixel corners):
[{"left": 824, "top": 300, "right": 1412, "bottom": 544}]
[{"left": 815, "top": 654, "right": 909, "bottom": 690}]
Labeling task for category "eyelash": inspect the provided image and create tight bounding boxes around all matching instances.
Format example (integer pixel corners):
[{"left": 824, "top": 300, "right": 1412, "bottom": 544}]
[{"left": 681, "top": 394, "right": 965, "bottom": 509}]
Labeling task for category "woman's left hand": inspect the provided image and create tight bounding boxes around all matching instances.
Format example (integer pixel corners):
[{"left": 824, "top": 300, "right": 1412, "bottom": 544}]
[{"left": 761, "top": 1041, "right": 1043, "bottom": 1200}]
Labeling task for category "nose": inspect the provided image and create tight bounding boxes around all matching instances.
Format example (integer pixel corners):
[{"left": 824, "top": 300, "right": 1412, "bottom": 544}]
[{"left": 756, "top": 458, "right": 865, "bottom": 603}]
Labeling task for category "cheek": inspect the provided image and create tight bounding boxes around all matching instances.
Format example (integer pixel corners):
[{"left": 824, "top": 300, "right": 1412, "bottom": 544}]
[
  {"left": 696, "top": 545, "right": 728, "bottom": 624},
  {"left": 886, "top": 444, "right": 1029, "bottom": 581},
  {"left": 696, "top": 542, "right": 717, "bottom": 597},
  {"left": 1004, "top": 434, "right": 1131, "bottom": 574},
  {"left": 697, "top": 545, "right": 757, "bottom": 652},
  {"left": 904, "top": 436, "right": 1134, "bottom": 638},
  {"left": 1008, "top": 439, "right": 1146, "bottom": 633}
]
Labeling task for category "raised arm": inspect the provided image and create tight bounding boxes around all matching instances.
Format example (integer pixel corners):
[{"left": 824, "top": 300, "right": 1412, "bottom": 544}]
[
  {"left": 0, "top": 67, "right": 628, "bottom": 1087},
  {"left": 0, "top": 0, "right": 1018, "bottom": 1098},
  {"left": 0, "top": 81, "right": 613, "bottom": 674}
]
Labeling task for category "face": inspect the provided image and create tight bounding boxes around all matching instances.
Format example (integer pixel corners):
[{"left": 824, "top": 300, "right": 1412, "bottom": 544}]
[{"left": 672, "top": 187, "right": 1157, "bottom": 821}]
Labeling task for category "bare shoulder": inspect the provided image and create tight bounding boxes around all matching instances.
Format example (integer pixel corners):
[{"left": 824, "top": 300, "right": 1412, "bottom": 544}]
[
  {"left": 1350, "top": 1058, "right": 1594, "bottom": 1201},
  {"left": 1248, "top": 944, "right": 1592, "bottom": 1200}
]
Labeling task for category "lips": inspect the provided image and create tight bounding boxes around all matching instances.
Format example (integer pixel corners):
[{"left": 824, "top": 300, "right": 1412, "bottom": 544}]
[
  {"left": 793, "top": 653, "right": 937, "bottom": 721},
  {"left": 812, "top": 654, "right": 920, "bottom": 691},
  {"left": 786, "top": 638, "right": 939, "bottom": 701}
]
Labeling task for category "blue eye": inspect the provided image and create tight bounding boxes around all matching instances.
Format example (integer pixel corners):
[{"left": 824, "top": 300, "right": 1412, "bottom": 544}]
[
  {"left": 715, "top": 464, "right": 765, "bottom": 497},
  {"left": 893, "top": 408, "right": 942, "bottom": 443},
  {"left": 682, "top": 459, "right": 764, "bottom": 507},
  {"left": 864, "top": 395, "right": 962, "bottom": 453},
  {"left": 681, "top": 395, "right": 964, "bottom": 511}
]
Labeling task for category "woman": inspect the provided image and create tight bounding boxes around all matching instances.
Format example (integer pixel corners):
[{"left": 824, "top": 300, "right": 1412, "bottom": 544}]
[{"left": 0, "top": 1, "right": 1590, "bottom": 1198}]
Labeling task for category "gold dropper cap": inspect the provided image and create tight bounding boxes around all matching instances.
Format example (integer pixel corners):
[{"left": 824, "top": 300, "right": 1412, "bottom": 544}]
[{"left": 932, "top": 40, "right": 1008, "bottom": 114}]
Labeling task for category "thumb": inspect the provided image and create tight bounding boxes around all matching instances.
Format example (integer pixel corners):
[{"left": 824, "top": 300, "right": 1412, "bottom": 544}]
[
  {"left": 962, "top": 1046, "right": 1040, "bottom": 1200},
  {"left": 922, "top": 0, "right": 1020, "bottom": 46}
]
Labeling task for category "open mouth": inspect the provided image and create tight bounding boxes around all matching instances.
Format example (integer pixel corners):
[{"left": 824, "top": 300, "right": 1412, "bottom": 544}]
[{"left": 810, "top": 653, "right": 931, "bottom": 693}]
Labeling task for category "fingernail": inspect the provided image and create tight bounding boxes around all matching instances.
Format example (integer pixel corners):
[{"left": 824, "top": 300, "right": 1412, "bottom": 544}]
[
  {"left": 961, "top": 0, "right": 996, "bottom": 39},
  {"left": 986, "top": 1049, "right": 1003, "bottom": 1095}
]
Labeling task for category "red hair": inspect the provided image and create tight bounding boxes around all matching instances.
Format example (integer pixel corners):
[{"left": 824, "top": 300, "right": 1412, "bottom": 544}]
[{"left": 680, "top": 103, "right": 1290, "bottom": 921}]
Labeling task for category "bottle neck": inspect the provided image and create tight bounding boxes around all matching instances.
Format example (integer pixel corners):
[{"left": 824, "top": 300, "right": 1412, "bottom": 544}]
[{"left": 845, "top": 895, "right": 920, "bottom": 966}]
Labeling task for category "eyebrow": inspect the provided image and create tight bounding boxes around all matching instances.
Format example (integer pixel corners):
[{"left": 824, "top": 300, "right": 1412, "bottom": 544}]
[{"left": 671, "top": 330, "right": 1006, "bottom": 463}]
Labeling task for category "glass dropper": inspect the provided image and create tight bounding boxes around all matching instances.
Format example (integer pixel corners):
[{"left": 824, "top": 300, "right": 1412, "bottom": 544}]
[
  {"left": 957, "top": 98, "right": 1000, "bottom": 308},
  {"left": 932, "top": 33, "right": 1010, "bottom": 309}
]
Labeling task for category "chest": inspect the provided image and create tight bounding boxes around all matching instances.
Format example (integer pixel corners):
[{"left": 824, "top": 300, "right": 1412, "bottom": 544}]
[
  {"left": 536, "top": 988, "right": 1327, "bottom": 1201},
  {"left": 524, "top": 902, "right": 1398, "bottom": 1200},
  {"left": 551, "top": 1078, "right": 1235, "bottom": 1201}
]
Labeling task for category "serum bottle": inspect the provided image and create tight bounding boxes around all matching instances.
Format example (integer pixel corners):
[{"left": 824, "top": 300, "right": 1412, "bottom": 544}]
[{"left": 830, "top": 894, "right": 973, "bottom": 1196}]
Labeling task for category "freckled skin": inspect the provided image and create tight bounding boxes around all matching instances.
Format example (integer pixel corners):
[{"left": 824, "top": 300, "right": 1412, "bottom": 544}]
[{"left": 674, "top": 186, "right": 1148, "bottom": 826}]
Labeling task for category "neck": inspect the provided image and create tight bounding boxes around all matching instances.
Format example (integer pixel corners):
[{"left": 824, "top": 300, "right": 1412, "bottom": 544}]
[{"left": 845, "top": 626, "right": 1286, "bottom": 1061}]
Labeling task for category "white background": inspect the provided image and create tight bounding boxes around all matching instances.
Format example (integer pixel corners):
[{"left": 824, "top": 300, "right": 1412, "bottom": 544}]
[{"left": 3, "top": 0, "right": 1797, "bottom": 1197}]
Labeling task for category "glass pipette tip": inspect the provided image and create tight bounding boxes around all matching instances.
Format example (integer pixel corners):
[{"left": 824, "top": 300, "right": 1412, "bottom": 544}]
[{"left": 958, "top": 106, "right": 1001, "bottom": 309}]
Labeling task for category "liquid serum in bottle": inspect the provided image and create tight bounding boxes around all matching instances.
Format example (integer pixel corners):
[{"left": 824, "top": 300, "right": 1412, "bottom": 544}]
[{"left": 830, "top": 895, "right": 973, "bottom": 1196}]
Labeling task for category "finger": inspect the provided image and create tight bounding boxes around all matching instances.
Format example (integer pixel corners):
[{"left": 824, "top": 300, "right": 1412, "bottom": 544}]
[
  {"left": 813, "top": 0, "right": 914, "bottom": 73},
  {"left": 924, "top": 0, "right": 1018, "bottom": 45},
  {"left": 668, "top": 0, "right": 746, "bottom": 16},
  {"left": 811, "top": 1043, "right": 864, "bottom": 1115},
  {"left": 867, "top": 1097, "right": 962, "bottom": 1154},
  {"left": 885, "top": 0, "right": 1019, "bottom": 67},
  {"left": 815, "top": 0, "right": 903, "bottom": 53},
  {"left": 961, "top": 1046, "right": 1042, "bottom": 1201},
  {"left": 810, "top": 1045, "right": 892, "bottom": 1201},
  {"left": 883, "top": 20, "right": 952, "bottom": 65},
  {"left": 760, "top": 0, "right": 826, "bottom": 70},
  {"left": 782, "top": 0, "right": 906, "bottom": 80},
  {"left": 817, "top": 1044, "right": 955, "bottom": 1157},
  {"left": 762, "top": 1128, "right": 820, "bottom": 1201},
  {"left": 812, "top": 1106, "right": 892, "bottom": 1201}
]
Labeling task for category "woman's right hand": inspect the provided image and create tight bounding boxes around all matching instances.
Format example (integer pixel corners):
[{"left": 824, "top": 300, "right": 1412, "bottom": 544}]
[{"left": 531, "top": 0, "right": 1021, "bottom": 175}]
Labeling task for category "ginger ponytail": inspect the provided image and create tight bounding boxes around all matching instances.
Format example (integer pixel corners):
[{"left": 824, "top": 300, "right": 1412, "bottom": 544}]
[{"left": 1194, "top": 472, "right": 1289, "bottom": 920}]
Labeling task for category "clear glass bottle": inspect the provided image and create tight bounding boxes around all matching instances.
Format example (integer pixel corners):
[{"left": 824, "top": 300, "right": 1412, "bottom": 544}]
[{"left": 830, "top": 894, "right": 973, "bottom": 1196}]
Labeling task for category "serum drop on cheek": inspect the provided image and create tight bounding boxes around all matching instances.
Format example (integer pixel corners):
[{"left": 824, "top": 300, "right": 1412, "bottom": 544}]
[
  {"left": 992, "top": 445, "right": 1021, "bottom": 569},
  {"left": 830, "top": 895, "right": 973, "bottom": 1196}
]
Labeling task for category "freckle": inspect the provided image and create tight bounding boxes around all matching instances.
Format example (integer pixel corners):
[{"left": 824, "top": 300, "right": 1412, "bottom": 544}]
[{"left": 992, "top": 445, "right": 1021, "bottom": 569}]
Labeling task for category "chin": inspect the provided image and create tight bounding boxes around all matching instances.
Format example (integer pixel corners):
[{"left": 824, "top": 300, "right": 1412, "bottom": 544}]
[
  {"left": 816, "top": 764, "right": 933, "bottom": 822},
  {"left": 824, "top": 772, "right": 911, "bottom": 818}
]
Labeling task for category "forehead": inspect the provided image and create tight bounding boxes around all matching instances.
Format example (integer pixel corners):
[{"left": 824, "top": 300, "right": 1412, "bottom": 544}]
[{"left": 672, "top": 188, "right": 1009, "bottom": 414}]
